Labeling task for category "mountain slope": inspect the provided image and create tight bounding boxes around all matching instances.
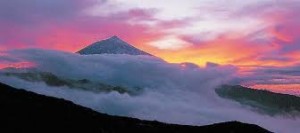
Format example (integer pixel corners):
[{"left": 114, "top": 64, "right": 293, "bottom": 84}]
[
  {"left": 216, "top": 85, "right": 300, "bottom": 116},
  {"left": 0, "top": 82, "right": 271, "bottom": 133},
  {"left": 77, "top": 36, "right": 152, "bottom": 56},
  {"left": 3, "top": 70, "right": 140, "bottom": 95}
]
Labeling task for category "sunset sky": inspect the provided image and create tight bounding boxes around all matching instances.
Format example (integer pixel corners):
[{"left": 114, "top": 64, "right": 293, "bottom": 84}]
[{"left": 0, "top": 0, "right": 300, "bottom": 94}]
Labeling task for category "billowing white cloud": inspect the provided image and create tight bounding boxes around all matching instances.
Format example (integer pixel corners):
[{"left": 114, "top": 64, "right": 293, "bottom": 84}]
[
  {"left": 2, "top": 49, "right": 235, "bottom": 91},
  {"left": 0, "top": 49, "right": 299, "bottom": 133}
]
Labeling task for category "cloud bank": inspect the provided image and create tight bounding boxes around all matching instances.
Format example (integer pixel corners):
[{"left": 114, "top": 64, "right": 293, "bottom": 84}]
[{"left": 0, "top": 49, "right": 299, "bottom": 133}]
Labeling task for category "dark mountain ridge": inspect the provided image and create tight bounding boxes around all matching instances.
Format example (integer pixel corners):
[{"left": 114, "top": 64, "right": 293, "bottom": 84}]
[
  {"left": 216, "top": 85, "right": 300, "bottom": 116},
  {"left": 0, "top": 82, "right": 271, "bottom": 133}
]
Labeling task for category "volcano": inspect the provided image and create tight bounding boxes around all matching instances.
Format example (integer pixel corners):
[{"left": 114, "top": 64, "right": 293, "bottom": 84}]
[{"left": 77, "top": 36, "right": 152, "bottom": 56}]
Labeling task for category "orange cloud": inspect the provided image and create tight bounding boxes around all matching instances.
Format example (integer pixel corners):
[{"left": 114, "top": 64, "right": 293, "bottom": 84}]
[{"left": 144, "top": 37, "right": 279, "bottom": 67}]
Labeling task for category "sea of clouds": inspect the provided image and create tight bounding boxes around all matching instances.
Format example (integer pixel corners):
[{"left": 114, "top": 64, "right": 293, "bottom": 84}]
[{"left": 0, "top": 49, "right": 299, "bottom": 133}]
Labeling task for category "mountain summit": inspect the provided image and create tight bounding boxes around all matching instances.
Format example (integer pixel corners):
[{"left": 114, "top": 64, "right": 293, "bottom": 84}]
[{"left": 77, "top": 36, "right": 151, "bottom": 56}]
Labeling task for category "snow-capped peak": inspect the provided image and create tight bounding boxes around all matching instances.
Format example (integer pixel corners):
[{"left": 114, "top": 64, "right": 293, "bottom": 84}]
[
  {"left": 109, "top": 35, "right": 121, "bottom": 41},
  {"left": 77, "top": 36, "right": 152, "bottom": 56}
]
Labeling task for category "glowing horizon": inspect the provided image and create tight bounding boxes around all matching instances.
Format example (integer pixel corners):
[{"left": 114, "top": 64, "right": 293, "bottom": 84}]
[{"left": 0, "top": 0, "right": 300, "bottom": 94}]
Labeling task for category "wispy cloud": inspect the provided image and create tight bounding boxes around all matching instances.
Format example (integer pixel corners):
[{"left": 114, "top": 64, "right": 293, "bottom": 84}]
[{"left": 1, "top": 0, "right": 300, "bottom": 92}]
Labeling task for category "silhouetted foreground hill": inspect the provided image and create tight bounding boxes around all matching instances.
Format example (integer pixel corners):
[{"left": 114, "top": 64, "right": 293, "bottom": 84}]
[{"left": 0, "top": 83, "right": 271, "bottom": 133}]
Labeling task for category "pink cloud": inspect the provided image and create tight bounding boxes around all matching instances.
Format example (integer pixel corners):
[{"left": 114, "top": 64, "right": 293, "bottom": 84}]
[
  {"left": 1, "top": 0, "right": 300, "bottom": 93},
  {"left": 0, "top": 0, "right": 165, "bottom": 53}
]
